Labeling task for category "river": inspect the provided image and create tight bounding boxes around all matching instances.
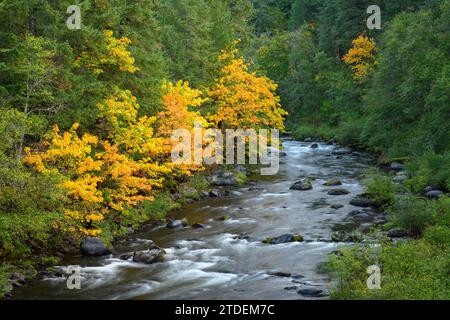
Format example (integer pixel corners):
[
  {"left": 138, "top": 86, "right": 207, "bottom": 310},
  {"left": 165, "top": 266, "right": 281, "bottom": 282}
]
[{"left": 13, "top": 139, "right": 376, "bottom": 300}]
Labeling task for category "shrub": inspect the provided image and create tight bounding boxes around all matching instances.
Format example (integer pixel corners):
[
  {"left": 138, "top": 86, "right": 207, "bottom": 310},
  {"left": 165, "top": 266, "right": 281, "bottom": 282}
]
[
  {"left": 389, "top": 195, "right": 450, "bottom": 236},
  {"left": 364, "top": 169, "right": 397, "bottom": 208},
  {"left": 405, "top": 151, "right": 450, "bottom": 192},
  {"left": 325, "top": 239, "right": 450, "bottom": 300}
]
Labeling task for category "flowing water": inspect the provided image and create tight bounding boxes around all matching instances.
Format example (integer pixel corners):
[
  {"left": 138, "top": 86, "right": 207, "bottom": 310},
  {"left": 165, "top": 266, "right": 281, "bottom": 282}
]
[{"left": 13, "top": 139, "right": 376, "bottom": 300}]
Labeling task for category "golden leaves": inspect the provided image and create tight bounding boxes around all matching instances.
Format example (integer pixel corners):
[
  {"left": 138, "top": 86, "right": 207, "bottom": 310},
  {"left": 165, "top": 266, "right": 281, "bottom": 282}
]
[
  {"left": 207, "top": 47, "right": 287, "bottom": 131},
  {"left": 343, "top": 35, "right": 377, "bottom": 81},
  {"left": 75, "top": 29, "right": 140, "bottom": 74}
]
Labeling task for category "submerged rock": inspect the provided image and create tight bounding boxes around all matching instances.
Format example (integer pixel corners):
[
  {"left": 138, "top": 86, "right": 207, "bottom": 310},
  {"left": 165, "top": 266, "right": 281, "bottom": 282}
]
[
  {"left": 327, "top": 188, "right": 350, "bottom": 196},
  {"left": 330, "top": 204, "right": 344, "bottom": 210},
  {"left": 290, "top": 179, "right": 313, "bottom": 191},
  {"left": 323, "top": 178, "right": 343, "bottom": 187},
  {"left": 331, "top": 147, "right": 352, "bottom": 155},
  {"left": 263, "top": 234, "right": 304, "bottom": 245},
  {"left": 192, "top": 223, "right": 206, "bottom": 229},
  {"left": 310, "top": 143, "right": 319, "bottom": 149},
  {"left": 80, "top": 237, "right": 112, "bottom": 256}
]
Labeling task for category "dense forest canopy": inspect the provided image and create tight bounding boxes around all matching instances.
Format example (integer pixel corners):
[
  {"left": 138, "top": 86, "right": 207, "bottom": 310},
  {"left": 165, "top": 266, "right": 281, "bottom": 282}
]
[{"left": 0, "top": 0, "right": 448, "bottom": 299}]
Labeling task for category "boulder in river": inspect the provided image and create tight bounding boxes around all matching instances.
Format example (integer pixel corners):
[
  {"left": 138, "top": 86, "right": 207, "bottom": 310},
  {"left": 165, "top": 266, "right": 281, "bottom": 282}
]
[
  {"left": 350, "top": 195, "right": 375, "bottom": 208},
  {"left": 192, "top": 223, "right": 206, "bottom": 229},
  {"left": 330, "top": 204, "right": 344, "bottom": 210},
  {"left": 310, "top": 143, "right": 319, "bottom": 149},
  {"left": 80, "top": 237, "right": 112, "bottom": 256},
  {"left": 167, "top": 218, "right": 188, "bottom": 229},
  {"left": 263, "top": 234, "right": 304, "bottom": 245},
  {"left": 290, "top": 179, "right": 313, "bottom": 191},
  {"left": 133, "top": 245, "right": 165, "bottom": 264},
  {"left": 297, "top": 288, "right": 328, "bottom": 298},
  {"left": 331, "top": 147, "right": 352, "bottom": 156},
  {"left": 323, "top": 178, "right": 343, "bottom": 187},
  {"left": 387, "top": 228, "right": 408, "bottom": 238},
  {"left": 327, "top": 188, "right": 350, "bottom": 196}
]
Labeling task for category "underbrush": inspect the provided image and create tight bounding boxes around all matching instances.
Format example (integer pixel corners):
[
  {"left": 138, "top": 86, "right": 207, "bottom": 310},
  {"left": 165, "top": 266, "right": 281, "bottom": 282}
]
[{"left": 324, "top": 235, "right": 449, "bottom": 300}]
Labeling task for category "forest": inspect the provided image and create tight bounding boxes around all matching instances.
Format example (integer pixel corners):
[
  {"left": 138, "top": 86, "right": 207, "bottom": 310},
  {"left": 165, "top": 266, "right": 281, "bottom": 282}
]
[{"left": 0, "top": 0, "right": 448, "bottom": 300}]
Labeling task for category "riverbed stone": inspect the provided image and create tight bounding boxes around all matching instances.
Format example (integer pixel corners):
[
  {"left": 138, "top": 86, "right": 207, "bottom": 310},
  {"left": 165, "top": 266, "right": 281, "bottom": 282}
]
[
  {"left": 290, "top": 179, "right": 313, "bottom": 191},
  {"left": 263, "top": 234, "right": 304, "bottom": 244},
  {"left": 210, "top": 171, "right": 238, "bottom": 187},
  {"left": 133, "top": 245, "right": 165, "bottom": 264},
  {"left": 167, "top": 218, "right": 188, "bottom": 229},
  {"left": 192, "top": 223, "right": 206, "bottom": 229},
  {"left": 297, "top": 288, "right": 328, "bottom": 297},
  {"left": 80, "top": 237, "right": 112, "bottom": 256},
  {"left": 350, "top": 195, "right": 375, "bottom": 208},
  {"left": 330, "top": 204, "right": 345, "bottom": 209},
  {"left": 327, "top": 188, "right": 350, "bottom": 196},
  {"left": 390, "top": 162, "right": 404, "bottom": 171},
  {"left": 331, "top": 147, "right": 352, "bottom": 155},
  {"left": 323, "top": 178, "right": 343, "bottom": 187},
  {"left": 310, "top": 143, "right": 319, "bottom": 149},
  {"left": 387, "top": 228, "right": 408, "bottom": 238},
  {"left": 425, "top": 190, "right": 444, "bottom": 199}
]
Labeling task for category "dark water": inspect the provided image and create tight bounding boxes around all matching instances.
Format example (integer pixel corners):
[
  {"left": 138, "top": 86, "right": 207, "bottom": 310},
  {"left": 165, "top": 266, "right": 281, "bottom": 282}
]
[{"left": 14, "top": 140, "right": 375, "bottom": 300}]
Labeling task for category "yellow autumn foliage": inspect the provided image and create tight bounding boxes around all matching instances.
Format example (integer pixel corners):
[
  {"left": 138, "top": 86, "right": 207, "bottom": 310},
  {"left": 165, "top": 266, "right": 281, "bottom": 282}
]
[
  {"left": 343, "top": 35, "right": 377, "bottom": 80},
  {"left": 75, "top": 29, "right": 140, "bottom": 74},
  {"left": 207, "top": 46, "right": 287, "bottom": 131}
]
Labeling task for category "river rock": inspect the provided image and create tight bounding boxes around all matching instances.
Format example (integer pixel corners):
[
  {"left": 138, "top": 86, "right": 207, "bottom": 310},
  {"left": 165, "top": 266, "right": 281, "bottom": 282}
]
[
  {"left": 167, "top": 218, "right": 188, "bottom": 229},
  {"left": 330, "top": 204, "right": 344, "bottom": 209},
  {"left": 323, "top": 178, "right": 343, "bottom": 187},
  {"left": 331, "top": 147, "right": 352, "bottom": 156},
  {"left": 210, "top": 171, "right": 238, "bottom": 187},
  {"left": 263, "top": 234, "right": 304, "bottom": 245},
  {"left": 80, "top": 237, "right": 112, "bottom": 256},
  {"left": 390, "top": 162, "right": 404, "bottom": 171},
  {"left": 350, "top": 195, "right": 375, "bottom": 208},
  {"left": 327, "top": 188, "right": 350, "bottom": 196},
  {"left": 393, "top": 172, "right": 409, "bottom": 183},
  {"left": 290, "top": 179, "right": 313, "bottom": 191},
  {"left": 331, "top": 231, "right": 363, "bottom": 243},
  {"left": 310, "top": 143, "right": 319, "bottom": 149},
  {"left": 387, "top": 228, "right": 408, "bottom": 238},
  {"left": 209, "top": 189, "right": 222, "bottom": 198},
  {"left": 9, "top": 272, "right": 26, "bottom": 287},
  {"left": 425, "top": 190, "right": 444, "bottom": 199},
  {"left": 133, "top": 245, "right": 165, "bottom": 264},
  {"left": 192, "top": 223, "right": 206, "bottom": 229},
  {"left": 298, "top": 288, "right": 328, "bottom": 297}
]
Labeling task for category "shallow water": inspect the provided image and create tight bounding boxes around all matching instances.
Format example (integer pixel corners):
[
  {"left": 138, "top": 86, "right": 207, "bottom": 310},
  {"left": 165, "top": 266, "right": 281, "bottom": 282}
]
[{"left": 13, "top": 140, "right": 375, "bottom": 300}]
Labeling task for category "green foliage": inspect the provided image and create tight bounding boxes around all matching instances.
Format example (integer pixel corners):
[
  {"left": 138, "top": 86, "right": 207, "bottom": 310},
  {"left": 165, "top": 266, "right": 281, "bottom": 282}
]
[
  {"left": 364, "top": 170, "right": 397, "bottom": 208},
  {"left": 325, "top": 239, "right": 450, "bottom": 300},
  {"left": 389, "top": 196, "right": 450, "bottom": 236},
  {"left": 405, "top": 151, "right": 450, "bottom": 192},
  {"left": 112, "top": 193, "right": 179, "bottom": 238}
]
